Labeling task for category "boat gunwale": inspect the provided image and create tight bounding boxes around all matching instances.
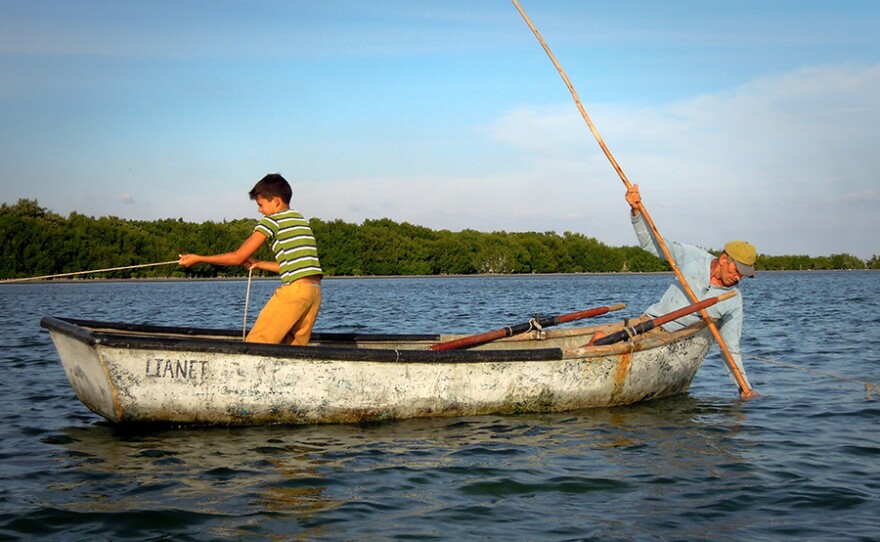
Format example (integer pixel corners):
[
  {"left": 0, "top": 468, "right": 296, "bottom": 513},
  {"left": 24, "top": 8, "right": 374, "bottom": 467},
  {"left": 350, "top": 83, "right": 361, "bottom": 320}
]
[
  {"left": 40, "top": 316, "right": 565, "bottom": 363},
  {"left": 40, "top": 316, "right": 709, "bottom": 364}
]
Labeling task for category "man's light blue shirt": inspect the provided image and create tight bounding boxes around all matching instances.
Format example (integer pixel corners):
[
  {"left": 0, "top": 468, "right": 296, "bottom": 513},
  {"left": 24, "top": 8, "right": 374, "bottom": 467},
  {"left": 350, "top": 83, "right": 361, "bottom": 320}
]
[{"left": 632, "top": 212, "right": 750, "bottom": 389}]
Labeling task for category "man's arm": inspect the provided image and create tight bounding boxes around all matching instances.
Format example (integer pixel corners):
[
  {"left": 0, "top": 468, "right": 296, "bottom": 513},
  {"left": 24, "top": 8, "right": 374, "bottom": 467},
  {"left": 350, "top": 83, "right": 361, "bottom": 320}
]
[
  {"left": 627, "top": 184, "right": 694, "bottom": 265},
  {"left": 717, "top": 305, "right": 755, "bottom": 396},
  {"left": 627, "top": 184, "right": 669, "bottom": 260}
]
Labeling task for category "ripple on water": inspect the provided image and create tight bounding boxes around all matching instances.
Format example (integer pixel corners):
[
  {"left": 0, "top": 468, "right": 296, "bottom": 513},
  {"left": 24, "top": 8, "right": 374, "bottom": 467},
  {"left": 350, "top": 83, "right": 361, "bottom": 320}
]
[{"left": 2, "top": 274, "right": 880, "bottom": 541}]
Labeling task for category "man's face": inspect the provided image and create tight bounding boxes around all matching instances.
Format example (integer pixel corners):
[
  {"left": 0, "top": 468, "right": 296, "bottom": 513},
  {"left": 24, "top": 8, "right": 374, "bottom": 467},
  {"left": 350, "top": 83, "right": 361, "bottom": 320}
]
[{"left": 718, "top": 253, "right": 742, "bottom": 287}]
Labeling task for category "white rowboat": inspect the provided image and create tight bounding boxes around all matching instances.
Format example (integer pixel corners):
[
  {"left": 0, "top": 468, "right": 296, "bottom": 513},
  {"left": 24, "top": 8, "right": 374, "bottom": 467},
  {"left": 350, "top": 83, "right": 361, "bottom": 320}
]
[{"left": 41, "top": 316, "right": 713, "bottom": 426}]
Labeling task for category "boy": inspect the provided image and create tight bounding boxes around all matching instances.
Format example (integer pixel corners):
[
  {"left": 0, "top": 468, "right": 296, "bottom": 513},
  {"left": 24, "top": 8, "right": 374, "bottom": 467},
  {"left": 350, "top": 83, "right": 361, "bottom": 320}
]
[{"left": 179, "top": 173, "right": 323, "bottom": 345}]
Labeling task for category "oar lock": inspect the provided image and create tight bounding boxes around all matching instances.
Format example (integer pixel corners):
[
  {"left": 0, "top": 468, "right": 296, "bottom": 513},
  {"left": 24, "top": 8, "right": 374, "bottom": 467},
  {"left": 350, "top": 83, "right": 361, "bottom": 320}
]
[{"left": 527, "top": 316, "right": 546, "bottom": 340}]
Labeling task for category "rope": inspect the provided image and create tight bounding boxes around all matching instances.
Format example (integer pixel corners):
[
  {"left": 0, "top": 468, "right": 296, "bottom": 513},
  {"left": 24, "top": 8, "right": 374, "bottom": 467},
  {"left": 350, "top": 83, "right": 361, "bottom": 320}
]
[
  {"left": 242, "top": 268, "right": 253, "bottom": 341},
  {"left": 734, "top": 349, "right": 879, "bottom": 400},
  {"left": 0, "top": 260, "right": 179, "bottom": 284},
  {"left": 529, "top": 318, "right": 545, "bottom": 339}
]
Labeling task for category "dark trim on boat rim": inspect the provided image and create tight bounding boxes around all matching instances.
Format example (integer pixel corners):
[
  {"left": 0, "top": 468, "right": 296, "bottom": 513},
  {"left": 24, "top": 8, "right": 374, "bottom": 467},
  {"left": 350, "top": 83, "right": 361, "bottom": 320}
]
[{"left": 40, "top": 316, "right": 565, "bottom": 363}]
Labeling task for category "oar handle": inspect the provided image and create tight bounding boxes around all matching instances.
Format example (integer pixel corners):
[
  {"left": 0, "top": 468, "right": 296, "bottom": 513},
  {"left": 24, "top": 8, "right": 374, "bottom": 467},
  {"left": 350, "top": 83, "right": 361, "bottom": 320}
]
[
  {"left": 429, "top": 303, "right": 625, "bottom": 351},
  {"left": 587, "top": 291, "right": 737, "bottom": 346},
  {"left": 652, "top": 291, "right": 737, "bottom": 327},
  {"left": 543, "top": 303, "right": 626, "bottom": 326},
  {"left": 428, "top": 327, "right": 520, "bottom": 352}
]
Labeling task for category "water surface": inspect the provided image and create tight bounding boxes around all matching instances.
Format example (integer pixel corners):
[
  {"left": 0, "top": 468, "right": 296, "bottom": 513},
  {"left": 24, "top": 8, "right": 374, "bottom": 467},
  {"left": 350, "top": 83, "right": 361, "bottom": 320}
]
[{"left": 1, "top": 273, "right": 878, "bottom": 540}]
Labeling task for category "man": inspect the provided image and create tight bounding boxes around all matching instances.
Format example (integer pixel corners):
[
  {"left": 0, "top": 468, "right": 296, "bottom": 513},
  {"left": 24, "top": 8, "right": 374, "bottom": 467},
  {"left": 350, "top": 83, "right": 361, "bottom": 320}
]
[{"left": 626, "top": 184, "right": 757, "bottom": 399}]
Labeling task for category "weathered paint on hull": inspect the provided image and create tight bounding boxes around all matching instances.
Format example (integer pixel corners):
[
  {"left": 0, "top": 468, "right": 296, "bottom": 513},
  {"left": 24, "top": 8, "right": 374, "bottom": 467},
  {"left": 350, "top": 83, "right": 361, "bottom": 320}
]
[{"left": 43, "top": 318, "right": 713, "bottom": 426}]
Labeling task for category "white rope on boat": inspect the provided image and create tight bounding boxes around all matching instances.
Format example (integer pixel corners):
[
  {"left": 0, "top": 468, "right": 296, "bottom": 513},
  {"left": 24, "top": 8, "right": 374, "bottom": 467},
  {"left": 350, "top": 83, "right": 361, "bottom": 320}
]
[
  {"left": 243, "top": 267, "right": 253, "bottom": 341},
  {"left": 0, "top": 260, "right": 179, "bottom": 283}
]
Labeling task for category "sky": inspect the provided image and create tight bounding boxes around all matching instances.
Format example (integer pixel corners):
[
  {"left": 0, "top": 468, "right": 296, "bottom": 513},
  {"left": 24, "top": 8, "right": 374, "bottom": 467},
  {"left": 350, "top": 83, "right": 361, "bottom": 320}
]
[{"left": 1, "top": 1, "right": 878, "bottom": 259}]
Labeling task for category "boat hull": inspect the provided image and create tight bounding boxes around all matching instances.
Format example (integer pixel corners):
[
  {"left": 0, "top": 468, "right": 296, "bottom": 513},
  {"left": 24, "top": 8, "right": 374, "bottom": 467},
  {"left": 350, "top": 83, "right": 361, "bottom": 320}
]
[{"left": 42, "top": 317, "right": 713, "bottom": 425}]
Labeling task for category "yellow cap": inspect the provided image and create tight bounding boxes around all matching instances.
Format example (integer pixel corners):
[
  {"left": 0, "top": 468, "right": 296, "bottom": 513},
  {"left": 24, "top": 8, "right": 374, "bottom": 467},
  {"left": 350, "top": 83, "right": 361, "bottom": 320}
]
[{"left": 724, "top": 240, "right": 756, "bottom": 277}]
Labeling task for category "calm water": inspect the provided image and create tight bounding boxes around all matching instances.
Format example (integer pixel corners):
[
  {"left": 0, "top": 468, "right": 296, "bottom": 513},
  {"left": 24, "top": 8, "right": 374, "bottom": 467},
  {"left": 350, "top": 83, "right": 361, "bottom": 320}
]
[{"left": 1, "top": 273, "right": 878, "bottom": 541}]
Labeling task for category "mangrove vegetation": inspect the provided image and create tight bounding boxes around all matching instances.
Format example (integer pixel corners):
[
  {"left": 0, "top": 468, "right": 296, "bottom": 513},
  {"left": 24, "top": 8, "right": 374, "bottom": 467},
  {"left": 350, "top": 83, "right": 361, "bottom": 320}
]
[{"left": 2, "top": 199, "right": 876, "bottom": 281}]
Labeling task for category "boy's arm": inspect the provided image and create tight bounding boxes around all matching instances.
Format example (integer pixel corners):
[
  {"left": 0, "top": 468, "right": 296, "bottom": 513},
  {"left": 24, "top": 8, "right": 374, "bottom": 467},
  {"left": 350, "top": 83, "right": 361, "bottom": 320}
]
[
  {"left": 179, "top": 232, "right": 266, "bottom": 268},
  {"left": 244, "top": 258, "right": 280, "bottom": 274}
]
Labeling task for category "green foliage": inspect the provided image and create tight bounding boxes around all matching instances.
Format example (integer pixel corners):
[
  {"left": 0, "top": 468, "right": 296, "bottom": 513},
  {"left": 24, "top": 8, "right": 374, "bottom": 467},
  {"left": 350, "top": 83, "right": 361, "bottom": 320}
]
[
  {"left": 0, "top": 199, "right": 263, "bottom": 280},
  {"left": 756, "top": 253, "right": 867, "bottom": 271},
  {"left": 0, "top": 199, "right": 873, "bottom": 280}
]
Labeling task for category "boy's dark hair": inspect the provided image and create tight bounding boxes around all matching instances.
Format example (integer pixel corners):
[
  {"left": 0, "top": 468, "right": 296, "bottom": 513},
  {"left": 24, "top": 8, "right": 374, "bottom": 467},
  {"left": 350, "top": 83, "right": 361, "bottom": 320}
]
[{"left": 249, "top": 173, "right": 292, "bottom": 204}]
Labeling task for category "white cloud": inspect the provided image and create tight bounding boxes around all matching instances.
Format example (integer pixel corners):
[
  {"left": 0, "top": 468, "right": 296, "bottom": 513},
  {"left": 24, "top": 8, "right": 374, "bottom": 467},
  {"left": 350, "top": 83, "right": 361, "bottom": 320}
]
[
  {"left": 472, "top": 63, "right": 880, "bottom": 258},
  {"left": 8, "top": 59, "right": 876, "bottom": 260},
  {"left": 292, "top": 63, "right": 880, "bottom": 258}
]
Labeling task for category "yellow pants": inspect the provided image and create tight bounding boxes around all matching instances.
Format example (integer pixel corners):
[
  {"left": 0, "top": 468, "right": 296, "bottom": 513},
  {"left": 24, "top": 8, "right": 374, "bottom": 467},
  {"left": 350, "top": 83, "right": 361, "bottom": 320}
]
[{"left": 246, "top": 279, "right": 321, "bottom": 346}]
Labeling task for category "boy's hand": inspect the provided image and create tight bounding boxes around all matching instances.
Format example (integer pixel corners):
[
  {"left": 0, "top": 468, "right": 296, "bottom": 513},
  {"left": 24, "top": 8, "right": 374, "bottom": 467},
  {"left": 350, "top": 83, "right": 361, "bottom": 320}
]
[{"left": 178, "top": 254, "right": 200, "bottom": 267}]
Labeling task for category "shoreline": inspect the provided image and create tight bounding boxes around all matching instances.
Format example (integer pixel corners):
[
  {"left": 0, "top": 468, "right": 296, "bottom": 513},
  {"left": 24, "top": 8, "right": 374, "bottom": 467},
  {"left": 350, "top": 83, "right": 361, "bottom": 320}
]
[{"left": 2, "top": 268, "right": 876, "bottom": 285}]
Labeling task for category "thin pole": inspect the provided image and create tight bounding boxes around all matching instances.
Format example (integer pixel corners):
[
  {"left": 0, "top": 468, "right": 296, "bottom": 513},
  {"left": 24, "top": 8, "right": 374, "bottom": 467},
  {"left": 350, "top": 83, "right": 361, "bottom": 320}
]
[
  {"left": 511, "top": 0, "right": 753, "bottom": 396},
  {"left": 0, "top": 260, "right": 179, "bottom": 284}
]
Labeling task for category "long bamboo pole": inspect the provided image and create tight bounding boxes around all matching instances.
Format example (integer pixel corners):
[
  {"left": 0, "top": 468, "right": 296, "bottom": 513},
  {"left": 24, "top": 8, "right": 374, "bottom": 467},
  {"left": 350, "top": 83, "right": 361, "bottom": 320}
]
[
  {"left": 0, "top": 260, "right": 179, "bottom": 284},
  {"left": 511, "top": 0, "right": 754, "bottom": 397}
]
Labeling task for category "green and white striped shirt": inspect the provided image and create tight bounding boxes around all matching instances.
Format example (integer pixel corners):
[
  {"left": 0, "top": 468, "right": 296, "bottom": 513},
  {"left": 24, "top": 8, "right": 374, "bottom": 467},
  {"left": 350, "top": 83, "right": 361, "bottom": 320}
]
[{"left": 254, "top": 209, "right": 322, "bottom": 284}]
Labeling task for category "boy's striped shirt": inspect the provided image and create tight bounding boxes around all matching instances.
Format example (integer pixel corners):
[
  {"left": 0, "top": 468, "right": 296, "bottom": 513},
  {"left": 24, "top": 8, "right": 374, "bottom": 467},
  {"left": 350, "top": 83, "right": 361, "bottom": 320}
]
[{"left": 254, "top": 209, "right": 322, "bottom": 284}]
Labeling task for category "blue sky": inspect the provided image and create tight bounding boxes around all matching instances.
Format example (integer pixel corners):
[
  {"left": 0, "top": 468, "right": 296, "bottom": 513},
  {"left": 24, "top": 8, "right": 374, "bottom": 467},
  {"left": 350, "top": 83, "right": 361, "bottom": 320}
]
[{"left": 2, "top": 1, "right": 878, "bottom": 258}]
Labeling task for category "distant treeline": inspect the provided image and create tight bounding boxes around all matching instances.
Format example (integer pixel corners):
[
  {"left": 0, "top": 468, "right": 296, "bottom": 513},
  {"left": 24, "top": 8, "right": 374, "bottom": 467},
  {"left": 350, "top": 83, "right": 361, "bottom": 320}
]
[{"left": 2, "top": 199, "right": 877, "bottom": 281}]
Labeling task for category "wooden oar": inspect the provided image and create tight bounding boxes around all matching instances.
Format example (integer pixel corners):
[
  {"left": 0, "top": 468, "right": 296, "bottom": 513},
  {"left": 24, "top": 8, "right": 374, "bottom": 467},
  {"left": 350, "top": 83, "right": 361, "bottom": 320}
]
[
  {"left": 511, "top": 0, "right": 755, "bottom": 398},
  {"left": 428, "top": 303, "right": 625, "bottom": 351},
  {"left": 586, "top": 291, "right": 737, "bottom": 346}
]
